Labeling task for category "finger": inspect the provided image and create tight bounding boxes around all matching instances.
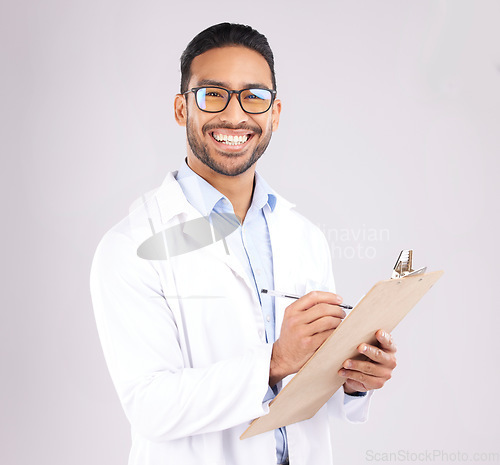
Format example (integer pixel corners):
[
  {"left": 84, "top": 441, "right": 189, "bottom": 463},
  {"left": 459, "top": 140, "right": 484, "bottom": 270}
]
[
  {"left": 310, "top": 329, "right": 335, "bottom": 349},
  {"left": 290, "top": 291, "right": 343, "bottom": 312},
  {"left": 308, "top": 315, "right": 344, "bottom": 335},
  {"left": 282, "top": 304, "right": 344, "bottom": 335},
  {"left": 375, "top": 329, "right": 397, "bottom": 353},
  {"left": 356, "top": 343, "right": 397, "bottom": 369},
  {"left": 344, "top": 379, "right": 368, "bottom": 393},
  {"left": 301, "top": 302, "right": 346, "bottom": 324},
  {"left": 338, "top": 368, "right": 387, "bottom": 390},
  {"left": 341, "top": 359, "right": 393, "bottom": 378}
]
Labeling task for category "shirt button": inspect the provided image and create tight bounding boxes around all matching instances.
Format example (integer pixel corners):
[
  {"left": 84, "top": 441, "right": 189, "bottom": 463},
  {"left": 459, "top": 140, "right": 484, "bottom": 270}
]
[
  {"left": 256, "top": 269, "right": 262, "bottom": 276},
  {"left": 266, "top": 315, "right": 271, "bottom": 322},
  {"left": 258, "top": 330, "right": 264, "bottom": 338}
]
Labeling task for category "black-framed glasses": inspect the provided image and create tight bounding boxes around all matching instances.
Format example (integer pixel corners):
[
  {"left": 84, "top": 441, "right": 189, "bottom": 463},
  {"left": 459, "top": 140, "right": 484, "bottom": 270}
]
[{"left": 183, "top": 86, "right": 277, "bottom": 114}]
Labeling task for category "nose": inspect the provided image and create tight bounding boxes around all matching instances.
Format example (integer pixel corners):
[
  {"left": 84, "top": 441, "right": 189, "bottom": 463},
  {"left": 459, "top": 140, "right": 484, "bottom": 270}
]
[{"left": 219, "top": 92, "right": 248, "bottom": 125}]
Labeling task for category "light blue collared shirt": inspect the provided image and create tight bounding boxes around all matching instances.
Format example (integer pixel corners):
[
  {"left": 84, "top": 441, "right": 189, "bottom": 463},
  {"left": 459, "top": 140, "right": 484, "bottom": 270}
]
[{"left": 175, "top": 159, "right": 288, "bottom": 464}]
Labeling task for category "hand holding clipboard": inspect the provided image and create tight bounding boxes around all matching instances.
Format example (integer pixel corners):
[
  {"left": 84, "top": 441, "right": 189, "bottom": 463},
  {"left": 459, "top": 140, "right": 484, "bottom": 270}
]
[{"left": 241, "top": 250, "right": 443, "bottom": 439}]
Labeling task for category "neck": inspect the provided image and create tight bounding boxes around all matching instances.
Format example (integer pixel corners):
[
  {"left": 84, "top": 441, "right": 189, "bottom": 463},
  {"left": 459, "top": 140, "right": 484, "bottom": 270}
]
[{"left": 185, "top": 155, "right": 255, "bottom": 223}]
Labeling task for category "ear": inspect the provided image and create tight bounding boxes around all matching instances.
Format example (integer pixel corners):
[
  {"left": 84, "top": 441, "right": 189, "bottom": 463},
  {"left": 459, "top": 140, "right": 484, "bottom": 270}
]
[
  {"left": 174, "top": 93, "right": 187, "bottom": 126},
  {"left": 271, "top": 98, "right": 282, "bottom": 132}
]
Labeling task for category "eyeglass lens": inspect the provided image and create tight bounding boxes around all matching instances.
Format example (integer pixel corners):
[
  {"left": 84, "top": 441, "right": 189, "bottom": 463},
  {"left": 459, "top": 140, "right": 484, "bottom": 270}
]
[{"left": 195, "top": 87, "right": 273, "bottom": 113}]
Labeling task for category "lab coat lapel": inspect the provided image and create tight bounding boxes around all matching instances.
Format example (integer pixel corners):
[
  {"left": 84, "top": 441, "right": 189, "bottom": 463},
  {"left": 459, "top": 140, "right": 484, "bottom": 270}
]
[
  {"left": 265, "top": 198, "right": 296, "bottom": 340},
  {"left": 181, "top": 216, "right": 253, "bottom": 289},
  {"left": 155, "top": 171, "right": 253, "bottom": 286}
]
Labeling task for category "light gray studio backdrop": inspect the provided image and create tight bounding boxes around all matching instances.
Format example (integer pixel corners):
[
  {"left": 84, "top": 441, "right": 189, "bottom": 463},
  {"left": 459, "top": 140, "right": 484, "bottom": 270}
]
[{"left": 1, "top": 1, "right": 499, "bottom": 464}]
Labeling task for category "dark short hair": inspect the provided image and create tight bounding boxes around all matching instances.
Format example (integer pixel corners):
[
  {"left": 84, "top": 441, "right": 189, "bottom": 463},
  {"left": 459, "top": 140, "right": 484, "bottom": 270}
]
[{"left": 180, "top": 22, "right": 276, "bottom": 93}]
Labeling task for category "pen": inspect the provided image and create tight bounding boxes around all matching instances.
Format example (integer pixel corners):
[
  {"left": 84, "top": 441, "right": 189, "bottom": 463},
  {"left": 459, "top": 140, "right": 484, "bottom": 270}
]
[{"left": 261, "top": 289, "right": 353, "bottom": 310}]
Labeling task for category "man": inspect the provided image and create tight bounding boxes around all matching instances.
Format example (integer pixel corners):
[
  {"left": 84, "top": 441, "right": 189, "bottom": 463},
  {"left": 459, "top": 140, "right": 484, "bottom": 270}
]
[{"left": 90, "top": 23, "right": 397, "bottom": 465}]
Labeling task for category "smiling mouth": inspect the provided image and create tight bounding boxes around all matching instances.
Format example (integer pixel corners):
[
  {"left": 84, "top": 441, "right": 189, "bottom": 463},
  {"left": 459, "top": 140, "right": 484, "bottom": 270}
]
[{"left": 210, "top": 131, "right": 253, "bottom": 146}]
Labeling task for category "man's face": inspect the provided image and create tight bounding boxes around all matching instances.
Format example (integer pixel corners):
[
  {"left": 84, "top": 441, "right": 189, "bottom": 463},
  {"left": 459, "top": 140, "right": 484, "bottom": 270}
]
[{"left": 175, "top": 46, "right": 281, "bottom": 177}]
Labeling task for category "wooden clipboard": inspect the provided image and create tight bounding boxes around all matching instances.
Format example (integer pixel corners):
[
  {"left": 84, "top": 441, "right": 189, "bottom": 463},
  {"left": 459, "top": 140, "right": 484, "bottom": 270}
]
[{"left": 240, "top": 270, "right": 444, "bottom": 439}]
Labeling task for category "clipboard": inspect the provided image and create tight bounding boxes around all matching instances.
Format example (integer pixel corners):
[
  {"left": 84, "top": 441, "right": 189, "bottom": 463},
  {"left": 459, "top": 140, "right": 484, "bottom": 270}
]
[{"left": 240, "top": 252, "right": 443, "bottom": 440}]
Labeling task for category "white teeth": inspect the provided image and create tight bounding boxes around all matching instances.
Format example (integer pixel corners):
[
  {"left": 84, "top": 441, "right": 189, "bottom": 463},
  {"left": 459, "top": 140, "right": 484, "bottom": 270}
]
[{"left": 212, "top": 133, "right": 249, "bottom": 145}]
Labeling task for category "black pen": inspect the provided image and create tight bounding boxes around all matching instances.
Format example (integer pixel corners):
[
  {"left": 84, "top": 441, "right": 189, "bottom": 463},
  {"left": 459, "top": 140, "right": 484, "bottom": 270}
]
[{"left": 261, "top": 289, "right": 353, "bottom": 310}]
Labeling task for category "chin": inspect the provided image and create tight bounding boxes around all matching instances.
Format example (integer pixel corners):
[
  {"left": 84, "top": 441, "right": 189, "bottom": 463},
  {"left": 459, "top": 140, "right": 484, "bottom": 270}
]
[{"left": 208, "top": 155, "right": 257, "bottom": 177}]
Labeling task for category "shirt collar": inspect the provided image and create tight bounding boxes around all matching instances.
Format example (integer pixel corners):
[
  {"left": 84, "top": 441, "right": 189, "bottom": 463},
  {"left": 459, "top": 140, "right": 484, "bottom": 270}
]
[
  {"left": 175, "top": 158, "right": 226, "bottom": 217},
  {"left": 252, "top": 170, "right": 277, "bottom": 213},
  {"left": 175, "top": 158, "right": 278, "bottom": 217}
]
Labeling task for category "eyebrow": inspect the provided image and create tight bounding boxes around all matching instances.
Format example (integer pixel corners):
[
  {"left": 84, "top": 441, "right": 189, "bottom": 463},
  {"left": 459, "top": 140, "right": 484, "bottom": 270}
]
[{"left": 195, "top": 79, "right": 271, "bottom": 89}]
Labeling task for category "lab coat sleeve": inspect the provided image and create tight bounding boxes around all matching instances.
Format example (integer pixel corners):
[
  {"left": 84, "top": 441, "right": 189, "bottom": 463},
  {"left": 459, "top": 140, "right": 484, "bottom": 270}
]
[
  {"left": 342, "top": 390, "right": 374, "bottom": 422},
  {"left": 90, "top": 229, "right": 272, "bottom": 442},
  {"left": 316, "top": 228, "right": 374, "bottom": 423}
]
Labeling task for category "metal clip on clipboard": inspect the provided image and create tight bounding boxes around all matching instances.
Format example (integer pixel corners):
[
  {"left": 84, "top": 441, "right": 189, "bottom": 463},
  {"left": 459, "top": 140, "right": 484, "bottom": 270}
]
[{"left": 391, "top": 249, "right": 427, "bottom": 279}]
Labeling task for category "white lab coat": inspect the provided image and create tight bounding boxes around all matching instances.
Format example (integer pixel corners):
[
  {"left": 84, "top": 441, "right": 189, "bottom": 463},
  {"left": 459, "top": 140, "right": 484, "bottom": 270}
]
[{"left": 90, "top": 171, "right": 373, "bottom": 465}]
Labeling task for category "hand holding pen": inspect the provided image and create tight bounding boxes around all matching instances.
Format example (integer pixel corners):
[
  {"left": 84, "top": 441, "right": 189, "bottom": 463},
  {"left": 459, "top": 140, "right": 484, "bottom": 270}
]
[{"left": 265, "top": 289, "right": 349, "bottom": 388}]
